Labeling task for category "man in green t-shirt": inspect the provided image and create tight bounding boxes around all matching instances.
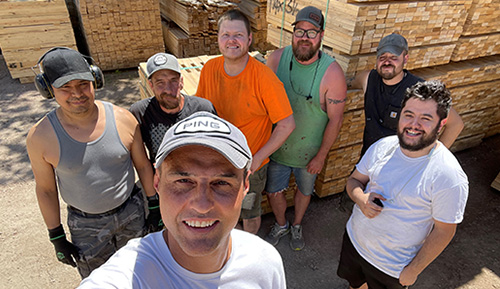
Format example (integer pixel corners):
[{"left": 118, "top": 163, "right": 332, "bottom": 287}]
[{"left": 264, "top": 6, "right": 347, "bottom": 250}]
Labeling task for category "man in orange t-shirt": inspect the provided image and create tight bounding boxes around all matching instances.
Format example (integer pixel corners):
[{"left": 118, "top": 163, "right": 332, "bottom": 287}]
[{"left": 196, "top": 9, "right": 295, "bottom": 234}]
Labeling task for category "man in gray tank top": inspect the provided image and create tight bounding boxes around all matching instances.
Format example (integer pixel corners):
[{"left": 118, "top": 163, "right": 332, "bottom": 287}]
[
  {"left": 27, "top": 47, "right": 157, "bottom": 278},
  {"left": 264, "top": 6, "right": 347, "bottom": 251}
]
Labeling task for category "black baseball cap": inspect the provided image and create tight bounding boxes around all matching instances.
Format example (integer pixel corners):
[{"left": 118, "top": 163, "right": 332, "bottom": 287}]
[
  {"left": 292, "top": 6, "right": 324, "bottom": 29},
  {"left": 42, "top": 48, "right": 94, "bottom": 88},
  {"left": 377, "top": 34, "right": 408, "bottom": 57}
]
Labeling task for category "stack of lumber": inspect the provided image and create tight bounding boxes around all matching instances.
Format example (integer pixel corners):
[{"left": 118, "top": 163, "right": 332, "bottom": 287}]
[
  {"left": 162, "top": 19, "right": 218, "bottom": 58},
  {"left": 78, "top": 0, "right": 164, "bottom": 70},
  {"left": 267, "top": 0, "right": 500, "bottom": 198},
  {"left": 159, "top": 0, "right": 237, "bottom": 57},
  {"left": 237, "top": 0, "right": 274, "bottom": 52},
  {"left": 0, "top": 0, "right": 77, "bottom": 83}
]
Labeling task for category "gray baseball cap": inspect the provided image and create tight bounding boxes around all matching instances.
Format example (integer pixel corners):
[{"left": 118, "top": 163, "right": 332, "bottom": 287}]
[
  {"left": 155, "top": 112, "right": 252, "bottom": 170},
  {"left": 292, "top": 6, "right": 324, "bottom": 29},
  {"left": 377, "top": 33, "right": 408, "bottom": 57},
  {"left": 146, "top": 52, "right": 181, "bottom": 79}
]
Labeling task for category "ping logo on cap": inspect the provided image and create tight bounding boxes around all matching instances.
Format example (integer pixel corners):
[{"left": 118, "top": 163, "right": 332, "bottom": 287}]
[
  {"left": 174, "top": 116, "right": 231, "bottom": 134},
  {"left": 154, "top": 55, "right": 168, "bottom": 66}
]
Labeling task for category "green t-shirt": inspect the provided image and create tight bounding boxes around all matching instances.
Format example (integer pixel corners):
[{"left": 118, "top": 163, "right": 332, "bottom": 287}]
[{"left": 271, "top": 46, "right": 335, "bottom": 168}]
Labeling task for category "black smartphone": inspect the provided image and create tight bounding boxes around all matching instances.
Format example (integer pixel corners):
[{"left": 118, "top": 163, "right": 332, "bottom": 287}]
[{"left": 373, "top": 198, "right": 384, "bottom": 207}]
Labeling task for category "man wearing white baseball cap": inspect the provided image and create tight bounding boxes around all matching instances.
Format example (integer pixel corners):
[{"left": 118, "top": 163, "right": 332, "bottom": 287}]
[
  {"left": 79, "top": 112, "right": 286, "bottom": 288},
  {"left": 130, "top": 53, "right": 216, "bottom": 233}
]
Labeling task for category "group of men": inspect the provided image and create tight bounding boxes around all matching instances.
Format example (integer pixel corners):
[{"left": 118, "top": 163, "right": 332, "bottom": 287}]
[{"left": 27, "top": 5, "right": 468, "bottom": 289}]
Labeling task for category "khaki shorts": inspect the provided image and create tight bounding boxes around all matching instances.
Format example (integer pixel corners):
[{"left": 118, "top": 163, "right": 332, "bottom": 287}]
[{"left": 240, "top": 163, "right": 267, "bottom": 219}]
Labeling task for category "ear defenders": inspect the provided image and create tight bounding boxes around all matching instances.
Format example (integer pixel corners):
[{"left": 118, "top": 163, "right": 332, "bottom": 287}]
[{"left": 32, "top": 47, "right": 104, "bottom": 99}]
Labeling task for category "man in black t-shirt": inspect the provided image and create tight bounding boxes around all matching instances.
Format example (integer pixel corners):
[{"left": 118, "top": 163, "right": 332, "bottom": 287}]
[
  {"left": 347, "top": 34, "right": 463, "bottom": 156},
  {"left": 130, "top": 53, "right": 216, "bottom": 164},
  {"left": 130, "top": 53, "right": 216, "bottom": 233}
]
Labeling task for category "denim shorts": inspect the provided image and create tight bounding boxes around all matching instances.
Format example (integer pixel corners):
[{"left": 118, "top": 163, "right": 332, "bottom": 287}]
[{"left": 265, "top": 160, "right": 317, "bottom": 196}]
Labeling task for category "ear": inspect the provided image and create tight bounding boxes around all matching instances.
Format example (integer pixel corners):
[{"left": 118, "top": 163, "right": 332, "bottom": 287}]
[
  {"left": 438, "top": 118, "right": 447, "bottom": 132},
  {"left": 248, "top": 32, "right": 253, "bottom": 46},
  {"left": 242, "top": 170, "right": 250, "bottom": 197},
  {"left": 179, "top": 75, "right": 184, "bottom": 90},
  {"left": 403, "top": 53, "right": 409, "bottom": 65},
  {"left": 153, "top": 170, "right": 160, "bottom": 193},
  {"left": 148, "top": 79, "right": 154, "bottom": 90}
]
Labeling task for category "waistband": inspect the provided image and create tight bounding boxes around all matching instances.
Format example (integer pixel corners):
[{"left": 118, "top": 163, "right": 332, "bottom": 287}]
[{"left": 68, "top": 185, "right": 141, "bottom": 217}]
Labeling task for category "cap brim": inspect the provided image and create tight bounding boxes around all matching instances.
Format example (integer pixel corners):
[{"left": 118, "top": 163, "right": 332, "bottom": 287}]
[
  {"left": 377, "top": 47, "right": 404, "bottom": 57},
  {"left": 52, "top": 72, "right": 95, "bottom": 88},
  {"left": 155, "top": 136, "right": 250, "bottom": 169}
]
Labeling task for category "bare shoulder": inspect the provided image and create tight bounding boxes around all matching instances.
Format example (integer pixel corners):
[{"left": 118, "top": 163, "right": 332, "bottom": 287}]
[
  {"left": 322, "top": 61, "right": 347, "bottom": 92},
  {"left": 26, "top": 116, "right": 54, "bottom": 148},
  {"left": 266, "top": 48, "right": 285, "bottom": 73},
  {"left": 112, "top": 103, "right": 137, "bottom": 128}
]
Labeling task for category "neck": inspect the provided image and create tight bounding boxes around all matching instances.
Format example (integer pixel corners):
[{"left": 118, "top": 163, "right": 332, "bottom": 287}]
[
  {"left": 224, "top": 53, "right": 249, "bottom": 76},
  {"left": 382, "top": 70, "right": 405, "bottom": 86},
  {"left": 401, "top": 142, "right": 438, "bottom": 158},
  {"left": 163, "top": 230, "right": 232, "bottom": 274}
]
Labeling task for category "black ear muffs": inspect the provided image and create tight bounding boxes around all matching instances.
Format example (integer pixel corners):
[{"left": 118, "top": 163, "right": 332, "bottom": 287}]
[{"left": 32, "top": 47, "right": 104, "bottom": 99}]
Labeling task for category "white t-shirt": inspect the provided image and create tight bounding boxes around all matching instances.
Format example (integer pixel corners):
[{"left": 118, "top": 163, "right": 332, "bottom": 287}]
[
  {"left": 79, "top": 229, "right": 286, "bottom": 289},
  {"left": 347, "top": 136, "right": 468, "bottom": 278}
]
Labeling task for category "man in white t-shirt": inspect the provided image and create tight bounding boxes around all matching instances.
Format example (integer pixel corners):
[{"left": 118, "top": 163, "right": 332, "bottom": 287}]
[
  {"left": 338, "top": 80, "right": 468, "bottom": 289},
  {"left": 79, "top": 112, "right": 286, "bottom": 288}
]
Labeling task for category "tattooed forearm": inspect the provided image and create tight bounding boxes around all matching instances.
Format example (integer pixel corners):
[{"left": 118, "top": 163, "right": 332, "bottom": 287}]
[{"left": 328, "top": 97, "right": 347, "bottom": 105}]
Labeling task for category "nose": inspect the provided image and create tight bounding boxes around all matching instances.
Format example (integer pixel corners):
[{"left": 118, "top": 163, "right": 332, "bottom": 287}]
[{"left": 190, "top": 183, "right": 214, "bottom": 214}]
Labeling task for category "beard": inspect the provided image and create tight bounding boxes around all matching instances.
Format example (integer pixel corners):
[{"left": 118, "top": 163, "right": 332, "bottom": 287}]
[
  {"left": 397, "top": 123, "right": 440, "bottom": 152},
  {"left": 376, "top": 64, "right": 399, "bottom": 80},
  {"left": 292, "top": 39, "right": 321, "bottom": 62},
  {"left": 157, "top": 92, "right": 180, "bottom": 110}
]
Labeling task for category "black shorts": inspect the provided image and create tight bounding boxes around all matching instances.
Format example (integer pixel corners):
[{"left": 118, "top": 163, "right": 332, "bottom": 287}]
[{"left": 337, "top": 230, "right": 408, "bottom": 289}]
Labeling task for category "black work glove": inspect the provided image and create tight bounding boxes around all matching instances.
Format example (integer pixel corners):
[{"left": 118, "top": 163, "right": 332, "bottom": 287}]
[
  {"left": 48, "top": 224, "right": 80, "bottom": 267},
  {"left": 146, "top": 195, "right": 163, "bottom": 233}
]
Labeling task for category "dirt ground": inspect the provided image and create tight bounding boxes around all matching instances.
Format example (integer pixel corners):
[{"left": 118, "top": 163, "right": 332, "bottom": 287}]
[{"left": 0, "top": 55, "right": 499, "bottom": 289}]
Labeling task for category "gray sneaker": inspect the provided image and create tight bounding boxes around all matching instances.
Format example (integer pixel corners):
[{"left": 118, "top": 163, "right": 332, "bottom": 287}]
[
  {"left": 265, "top": 222, "right": 290, "bottom": 246},
  {"left": 290, "top": 224, "right": 305, "bottom": 251}
]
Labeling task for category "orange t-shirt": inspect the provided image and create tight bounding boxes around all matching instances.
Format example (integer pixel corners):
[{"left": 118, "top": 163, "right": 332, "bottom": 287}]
[{"left": 196, "top": 56, "right": 293, "bottom": 168}]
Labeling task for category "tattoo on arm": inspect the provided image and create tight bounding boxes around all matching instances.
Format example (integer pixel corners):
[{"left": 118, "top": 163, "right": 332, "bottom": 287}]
[
  {"left": 346, "top": 76, "right": 355, "bottom": 88},
  {"left": 328, "top": 97, "right": 347, "bottom": 105}
]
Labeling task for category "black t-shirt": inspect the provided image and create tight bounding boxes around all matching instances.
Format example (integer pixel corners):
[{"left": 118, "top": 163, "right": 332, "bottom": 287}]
[
  {"left": 130, "top": 94, "right": 216, "bottom": 164},
  {"left": 362, "top": 69, "right": 423, "bottom": 155}
]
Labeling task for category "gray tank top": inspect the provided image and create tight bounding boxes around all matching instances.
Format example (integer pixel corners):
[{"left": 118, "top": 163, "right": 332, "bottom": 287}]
[{"left": 48, "top": 101, "right": 135, "bottom": 214}]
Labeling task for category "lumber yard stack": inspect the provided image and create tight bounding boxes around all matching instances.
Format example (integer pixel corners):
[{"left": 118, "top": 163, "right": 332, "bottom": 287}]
[
  {"left": 238, "top": 0, "right": 275, "bottom": 52},
  {"left": 76, "top": 0, "right": 165, "bottom": 70},
  {"left": 0, "top": 0, "right": 77, "bottom": 83},
  {"left": 267, "top": 0, "right": 500, "bottom": 197},
  {"left": 160, "top": 0, "right": 237, "bottom": 58}
]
